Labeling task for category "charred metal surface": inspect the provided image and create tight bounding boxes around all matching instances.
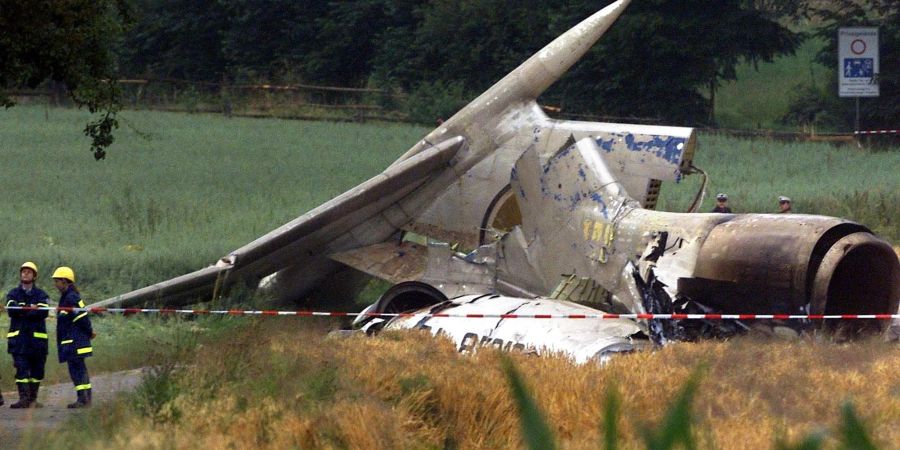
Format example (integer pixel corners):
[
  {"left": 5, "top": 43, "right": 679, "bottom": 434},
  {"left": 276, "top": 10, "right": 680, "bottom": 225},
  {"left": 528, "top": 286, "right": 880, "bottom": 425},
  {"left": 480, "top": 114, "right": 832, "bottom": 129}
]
[
  {"left": 810, "top": 232, "right": 900, "bottom": 333},
  {"left": 690, "top": 216, "right": 847, "bottom": 313}
]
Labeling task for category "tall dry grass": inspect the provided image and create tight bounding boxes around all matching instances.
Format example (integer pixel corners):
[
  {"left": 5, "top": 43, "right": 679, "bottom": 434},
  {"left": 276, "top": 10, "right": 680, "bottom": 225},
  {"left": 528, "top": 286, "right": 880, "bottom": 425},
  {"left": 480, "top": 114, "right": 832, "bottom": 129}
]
[{"left": 34, "top": 320, "right": 900, "bottom": 449}]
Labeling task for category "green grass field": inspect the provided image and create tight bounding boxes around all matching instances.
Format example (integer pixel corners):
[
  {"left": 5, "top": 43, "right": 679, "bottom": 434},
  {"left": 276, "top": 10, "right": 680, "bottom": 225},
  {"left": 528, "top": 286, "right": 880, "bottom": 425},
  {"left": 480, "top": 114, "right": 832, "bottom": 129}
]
[
  {"left": 715, "top": 37, "right": 833, "bottom": 130},
  {"left": 0, "top": 106, "right": 428, "bottom": 300},
  {"left": 658, "top": 134, "right": 899, "bottom": 242},
  {"left": 1, "top": 105, "right": 897, "bottom": 304}
]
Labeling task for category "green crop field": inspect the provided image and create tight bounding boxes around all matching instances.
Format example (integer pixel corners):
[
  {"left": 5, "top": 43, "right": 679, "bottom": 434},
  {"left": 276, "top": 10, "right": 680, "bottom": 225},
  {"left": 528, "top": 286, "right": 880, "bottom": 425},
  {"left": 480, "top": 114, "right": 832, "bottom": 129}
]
[
  {"left": 0, "top": 106, "right": 428, "bottom": 300},
  {"left": 658, "top": 134, "right": 899, "bottom": 243},
  {"left": 1, "top": 105, "right": 897, "bottom": 303}
]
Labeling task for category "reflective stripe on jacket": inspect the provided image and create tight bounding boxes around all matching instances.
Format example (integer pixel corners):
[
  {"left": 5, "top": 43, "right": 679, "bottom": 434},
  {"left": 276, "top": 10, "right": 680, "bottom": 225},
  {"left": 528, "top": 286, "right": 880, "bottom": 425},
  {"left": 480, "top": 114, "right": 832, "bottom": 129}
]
[
  {"left": 56, "top": 286, "right": 92, "bottom": 362},
  {"left": 6, "top": 285, "right": 50, "bottom": 355}
]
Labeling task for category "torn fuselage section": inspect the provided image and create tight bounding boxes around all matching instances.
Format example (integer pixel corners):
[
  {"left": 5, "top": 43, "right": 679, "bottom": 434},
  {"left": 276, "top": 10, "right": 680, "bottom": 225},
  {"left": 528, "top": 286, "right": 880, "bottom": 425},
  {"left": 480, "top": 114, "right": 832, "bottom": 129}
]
[
  {"left": 354, "top": 134, "right": 898, "bottom": 362},
  {"left": 355, "top": 289, "right": 645, "bottom": 364},
  {"left": 496, "top": 135, "right": 899, "bottom": 342}
]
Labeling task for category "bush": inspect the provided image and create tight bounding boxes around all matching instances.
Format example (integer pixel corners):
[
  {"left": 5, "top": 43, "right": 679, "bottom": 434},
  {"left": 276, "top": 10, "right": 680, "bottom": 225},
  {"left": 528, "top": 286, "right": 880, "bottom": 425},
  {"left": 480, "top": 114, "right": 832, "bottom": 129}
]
[{"left": 402, "top": 80, "right": 469, "bottom": 124}]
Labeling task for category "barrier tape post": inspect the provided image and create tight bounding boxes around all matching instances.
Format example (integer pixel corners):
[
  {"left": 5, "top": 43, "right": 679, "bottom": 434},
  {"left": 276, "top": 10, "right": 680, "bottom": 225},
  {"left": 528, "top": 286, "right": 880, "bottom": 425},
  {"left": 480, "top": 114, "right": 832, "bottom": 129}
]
[{"left": 3, "top": 306, "right": 898, "bottom": 321}]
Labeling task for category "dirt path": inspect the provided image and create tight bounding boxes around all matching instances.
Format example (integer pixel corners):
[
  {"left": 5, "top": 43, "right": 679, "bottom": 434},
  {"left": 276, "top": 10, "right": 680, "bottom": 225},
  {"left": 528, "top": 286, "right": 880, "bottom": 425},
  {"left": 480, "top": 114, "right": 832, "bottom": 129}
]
[{"left": 0, "top": 368, "right": 143, "bottom": 448}]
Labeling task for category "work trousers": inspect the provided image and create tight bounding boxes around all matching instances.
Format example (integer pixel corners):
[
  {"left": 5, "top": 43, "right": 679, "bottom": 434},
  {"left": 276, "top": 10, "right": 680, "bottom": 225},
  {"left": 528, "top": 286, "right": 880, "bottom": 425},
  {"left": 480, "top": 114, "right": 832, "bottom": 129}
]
[
  {"left": 67, "top": 358, "right": 91, "bottom": 392},
  {"left": 13, "top": 353, "right": 46, "bottom": 384}
]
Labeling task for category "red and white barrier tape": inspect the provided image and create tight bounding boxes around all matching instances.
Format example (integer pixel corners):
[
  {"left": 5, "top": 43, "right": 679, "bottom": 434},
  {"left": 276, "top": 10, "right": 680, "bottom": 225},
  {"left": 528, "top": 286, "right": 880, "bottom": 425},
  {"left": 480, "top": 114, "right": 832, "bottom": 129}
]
[
  {"left": 5, "top": 306, "right": 899, "bottom": 320},
  {"left": 854, "top": 129, "right": 899, "bottom": 135}
]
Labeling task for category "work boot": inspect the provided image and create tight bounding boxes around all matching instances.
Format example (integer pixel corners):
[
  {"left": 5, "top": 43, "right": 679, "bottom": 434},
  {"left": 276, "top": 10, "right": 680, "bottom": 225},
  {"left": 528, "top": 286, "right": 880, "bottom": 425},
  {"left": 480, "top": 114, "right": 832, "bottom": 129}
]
[
  {"left": 67, "top": 390, "right": 89, "bottom": 409},
  {"left": 10, "top": 383, "right": 31, "bottom": 409},
  {"left": 29, "top": 383, "right": 42, "bottom": 408}
]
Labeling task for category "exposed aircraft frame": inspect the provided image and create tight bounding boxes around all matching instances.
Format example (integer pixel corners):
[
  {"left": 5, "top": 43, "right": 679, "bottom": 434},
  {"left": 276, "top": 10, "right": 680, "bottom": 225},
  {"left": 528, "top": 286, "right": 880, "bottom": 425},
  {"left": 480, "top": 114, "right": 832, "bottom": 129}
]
[{"left": 93, "top": 0, "right": 900, "bottom": 362}]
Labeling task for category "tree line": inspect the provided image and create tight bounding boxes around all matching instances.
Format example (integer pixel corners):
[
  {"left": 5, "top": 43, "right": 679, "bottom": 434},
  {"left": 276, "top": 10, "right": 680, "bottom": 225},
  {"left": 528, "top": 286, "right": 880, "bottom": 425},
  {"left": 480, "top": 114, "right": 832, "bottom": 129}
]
[
  {"left": 119, "top": 0, "right": 803, "bottom": 125},
  {"left": 1, "top": 1, "right": 897, "bottom": 157}
]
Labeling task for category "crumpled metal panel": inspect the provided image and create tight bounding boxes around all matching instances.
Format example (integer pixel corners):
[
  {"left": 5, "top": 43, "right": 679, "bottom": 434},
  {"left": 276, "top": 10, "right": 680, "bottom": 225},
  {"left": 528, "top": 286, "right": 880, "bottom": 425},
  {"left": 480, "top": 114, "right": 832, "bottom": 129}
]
[
  {"left": 496, "top": 135, "right": 898, "bottom": 334},
  {"left": 408, "top": 102, "right": 697, "bottom": 249},
  {"left": 499, "top": 136, "right": 719, "bottom": 312},
  {"left": 385, "top": 294, "right": 644, "bottom": 364},
  {"left": 418, "top": 242, "right": 496, "bottom": 298}
]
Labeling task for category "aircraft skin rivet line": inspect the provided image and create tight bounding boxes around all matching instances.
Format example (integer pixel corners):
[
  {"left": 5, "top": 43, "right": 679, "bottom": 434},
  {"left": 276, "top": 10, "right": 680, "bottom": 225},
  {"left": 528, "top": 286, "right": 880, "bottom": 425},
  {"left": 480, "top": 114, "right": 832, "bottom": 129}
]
[{"left": 4, "top": 306, "right": 899, "bottom": 321}]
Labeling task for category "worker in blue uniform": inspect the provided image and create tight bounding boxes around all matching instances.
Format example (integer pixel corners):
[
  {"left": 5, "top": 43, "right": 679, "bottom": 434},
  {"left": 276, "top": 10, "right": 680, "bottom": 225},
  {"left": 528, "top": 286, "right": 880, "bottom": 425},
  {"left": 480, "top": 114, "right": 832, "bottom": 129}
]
[
  {"left": 52, "top": 266, "right": 94, "bottom": 408},
  {"left": 6, "top": 262, "right": 50, "bottom": 408}
]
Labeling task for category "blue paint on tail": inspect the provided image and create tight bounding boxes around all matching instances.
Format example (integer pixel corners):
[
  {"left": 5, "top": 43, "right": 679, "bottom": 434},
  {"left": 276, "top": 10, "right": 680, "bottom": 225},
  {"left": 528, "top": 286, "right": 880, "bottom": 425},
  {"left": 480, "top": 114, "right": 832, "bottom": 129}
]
[{"left": 620, "top": 133, "right": 685, "bottom": 165}]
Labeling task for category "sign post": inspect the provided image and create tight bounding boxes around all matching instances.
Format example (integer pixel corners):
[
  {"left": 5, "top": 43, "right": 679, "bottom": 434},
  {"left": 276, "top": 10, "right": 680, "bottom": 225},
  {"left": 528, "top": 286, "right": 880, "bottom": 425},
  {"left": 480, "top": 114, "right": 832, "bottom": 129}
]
[{"left": 838, "top": 27, "right": 879, "bottom": 137}]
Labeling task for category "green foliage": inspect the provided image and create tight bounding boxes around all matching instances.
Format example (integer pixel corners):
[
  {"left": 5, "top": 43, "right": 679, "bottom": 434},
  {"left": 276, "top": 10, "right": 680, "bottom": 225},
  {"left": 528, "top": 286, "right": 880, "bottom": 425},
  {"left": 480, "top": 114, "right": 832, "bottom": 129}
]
[
  {"left": 398, "top": 373, "right": 432, "bottom": 396},
  {"left": 118, "top": 1, "right": 802, "bottom": 126},
  {"left": 780, "top": 81, "right": 845, "bottom": 130},
  {"left": 503, "top": 362, "right": 883, "bottom": 450},
  {"left": 501, "top": 356, "right": 557, "bottom": 450},
  {"left": 641, "top": 369, "right": 702, "bottom": 450},
  {"left": 541, "top": 0, "right": 802, "bottom": 125},
  {"left": 603, "top": 383, "right": 621, "bottom": 450},
  {"left": 302, "top": 366, "right": 340, "bottom": 404},
  {"left": 222, "top": 1, "right": 333, "bottom": 83},
  {"left": 110, "top": 186, "right": 164, "bottom": 236},
  {"left": 0, "top": 106, "right": 427, "bottom": 300},
  {"left": 403, "top": 80, "right": 469, "bottom": 123},
  {"left": 840, "top": 402, "right": 877, "bottom": 450},
  {"left": 715, "top": 36, "right": 832, "bottom": 130},
  {"left": 303, "top": 0, "right": 393, "bottom": 85},
  {"left": 132, "top": 363, "right": 183, "bottom": 423},
  {"left": 374, "top": 0, "right": 553, "bottom": 93},
  {"left": 773, "top": 402, "right": 880, "bottom": 450},
  {"left": 804, "top": 190, "right": 898, "bottom": 241},
  {"left": 783, "top": 1, "right": 900, "bottom": 131},
  {"left": 0, "top": 0, "right": 130, "bottom": 158},
  {"left": 122, "top": 0, "right": 229, "bottom": 81}
]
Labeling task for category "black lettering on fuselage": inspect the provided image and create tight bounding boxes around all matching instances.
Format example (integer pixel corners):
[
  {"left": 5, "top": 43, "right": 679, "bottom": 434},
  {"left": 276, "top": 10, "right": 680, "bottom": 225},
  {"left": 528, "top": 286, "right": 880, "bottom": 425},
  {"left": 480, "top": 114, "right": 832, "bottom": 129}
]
[
  {"left": 459, "top": 332, "right": 478, "bottom": 352},
  {"left": 453, "top": 331, "right": 530, "bottom": 355}
]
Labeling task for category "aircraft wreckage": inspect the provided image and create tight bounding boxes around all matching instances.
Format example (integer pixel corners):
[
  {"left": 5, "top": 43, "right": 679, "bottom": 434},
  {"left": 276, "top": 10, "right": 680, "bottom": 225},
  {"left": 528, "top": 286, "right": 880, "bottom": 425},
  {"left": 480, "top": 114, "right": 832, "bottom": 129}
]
[{"left": 93, "top": 0, "right": 900, "bottom": 362}]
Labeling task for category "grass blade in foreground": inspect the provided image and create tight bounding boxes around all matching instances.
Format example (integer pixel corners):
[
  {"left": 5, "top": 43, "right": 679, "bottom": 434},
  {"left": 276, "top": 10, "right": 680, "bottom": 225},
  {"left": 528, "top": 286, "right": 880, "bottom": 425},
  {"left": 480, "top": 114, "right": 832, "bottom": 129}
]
[
  {"left": 840, "top": 402, "right": 877, "bottom": 450},
  {"left": 642, "top": 368, "right": 702, "bottom": 450},
  {"left": 501, "top": 356, "right": 556, "bottom": 450},
  {"left": 603, "top": 383, "right": 621, "bottom": 450}
]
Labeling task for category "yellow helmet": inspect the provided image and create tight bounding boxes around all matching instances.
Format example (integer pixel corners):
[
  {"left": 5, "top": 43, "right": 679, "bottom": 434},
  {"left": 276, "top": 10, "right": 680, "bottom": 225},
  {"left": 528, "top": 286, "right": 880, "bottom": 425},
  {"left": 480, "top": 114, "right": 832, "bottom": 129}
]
[
  {"left": 20, "top": 262, "right": 38, "bottom": 276},
  {"left": 52, "top": 266, "right": 76, "bottom": 283}
]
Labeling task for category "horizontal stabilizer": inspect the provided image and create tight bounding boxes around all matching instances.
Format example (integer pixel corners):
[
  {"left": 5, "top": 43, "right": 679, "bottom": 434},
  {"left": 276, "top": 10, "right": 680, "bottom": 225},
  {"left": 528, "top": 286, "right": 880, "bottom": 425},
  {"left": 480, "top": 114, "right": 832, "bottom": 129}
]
[{"left": 329, "top": 242, "right": 427, "bottom": 284}]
